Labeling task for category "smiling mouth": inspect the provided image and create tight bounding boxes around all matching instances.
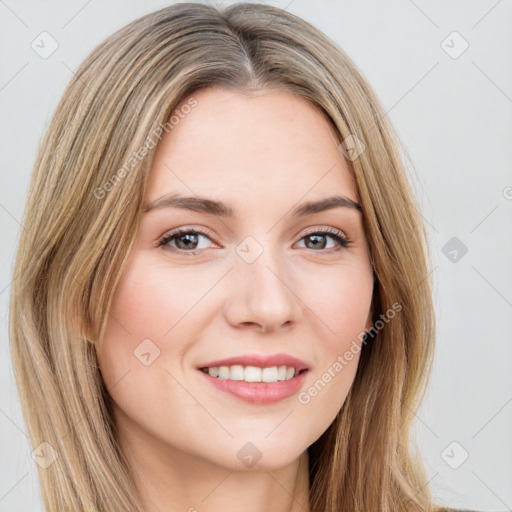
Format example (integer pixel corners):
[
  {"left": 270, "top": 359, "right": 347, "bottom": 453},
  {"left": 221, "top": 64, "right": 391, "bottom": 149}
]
[{"left": 199, "top": 365, "right": 307, "bottom": 383}]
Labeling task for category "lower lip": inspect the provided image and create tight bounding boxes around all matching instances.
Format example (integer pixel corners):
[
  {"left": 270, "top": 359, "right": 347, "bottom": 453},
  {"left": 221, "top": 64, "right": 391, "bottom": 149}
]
[{"left": 197, "top": 369, "right": 309, "bottom": 404}]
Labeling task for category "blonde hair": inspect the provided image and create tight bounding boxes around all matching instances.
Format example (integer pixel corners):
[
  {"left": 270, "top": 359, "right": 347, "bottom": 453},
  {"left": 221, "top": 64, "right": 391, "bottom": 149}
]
[{"left": 9, "top": 2, "right": 438, "bottom": 511}]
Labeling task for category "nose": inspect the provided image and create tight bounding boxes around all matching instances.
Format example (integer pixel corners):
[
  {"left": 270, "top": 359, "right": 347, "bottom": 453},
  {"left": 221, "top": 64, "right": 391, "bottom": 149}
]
[{"left": 223, "top": 243, "right": 302, "bottom": 333}]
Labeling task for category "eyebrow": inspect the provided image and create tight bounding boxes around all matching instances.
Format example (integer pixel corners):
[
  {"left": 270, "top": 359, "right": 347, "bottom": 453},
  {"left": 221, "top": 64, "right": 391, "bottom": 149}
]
[{"left": 143, "top": 193, "right": 362, "bottom": 217}]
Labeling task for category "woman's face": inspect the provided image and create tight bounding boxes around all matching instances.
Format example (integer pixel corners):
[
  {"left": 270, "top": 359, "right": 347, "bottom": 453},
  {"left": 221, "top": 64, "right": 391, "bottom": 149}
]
[{"left": 97, "top": 86, "right": 374, "bottom": 471}]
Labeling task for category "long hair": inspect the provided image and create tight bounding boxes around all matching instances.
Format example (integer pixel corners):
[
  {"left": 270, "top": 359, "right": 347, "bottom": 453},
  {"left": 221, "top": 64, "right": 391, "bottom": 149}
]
[{"left": 9, "top": 2, "right": 437, "bottom": 511}]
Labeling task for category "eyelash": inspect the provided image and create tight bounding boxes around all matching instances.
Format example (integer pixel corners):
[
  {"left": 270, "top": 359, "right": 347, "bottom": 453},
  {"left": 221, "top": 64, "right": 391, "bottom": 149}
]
[{"left": 157, "top": 226, "right": 352, "bottom": 255}]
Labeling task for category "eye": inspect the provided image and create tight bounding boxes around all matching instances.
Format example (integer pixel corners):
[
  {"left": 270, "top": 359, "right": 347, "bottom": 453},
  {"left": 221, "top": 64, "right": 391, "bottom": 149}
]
[
  {"left": 157, "top": 226, "right": 352, "bottom": 255},
  {"left": 157, "top": 228, "right": 216, "bottom": 254},
  {"left": 296, "top": 227, "right": 351, "bottom": 252}
]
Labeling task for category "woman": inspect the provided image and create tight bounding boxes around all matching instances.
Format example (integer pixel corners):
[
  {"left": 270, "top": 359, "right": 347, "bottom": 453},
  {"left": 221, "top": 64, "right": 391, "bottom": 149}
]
[{"left": 9, "top": 2, "right": 475, "bottom": 511}]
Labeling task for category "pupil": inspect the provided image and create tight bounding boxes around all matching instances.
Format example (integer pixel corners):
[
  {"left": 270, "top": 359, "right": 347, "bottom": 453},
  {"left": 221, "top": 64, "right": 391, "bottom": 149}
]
[
  {"left": 177, "top": 233, "right": 198, "bottom": 250},
  {"left": 307, "top": 234, "right": 326, "bottom": 250}
]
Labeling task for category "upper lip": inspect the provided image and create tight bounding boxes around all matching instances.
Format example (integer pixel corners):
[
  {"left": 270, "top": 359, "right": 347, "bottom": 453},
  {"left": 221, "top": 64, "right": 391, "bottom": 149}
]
[{"left": 197, "top": 353, "right": 309, "bottom": 371}]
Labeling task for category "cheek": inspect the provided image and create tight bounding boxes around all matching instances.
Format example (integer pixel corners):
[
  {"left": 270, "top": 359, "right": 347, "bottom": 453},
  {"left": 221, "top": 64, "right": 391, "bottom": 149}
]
[
  {"left": 96, "top": 255, "right": 206, "bottom": 444},
  {"left": 105, "top": 254, "right": 211, "bottom": 345},
  {"left": 96, "top": 256, "right": 181, "bottom": 399},
  {"left": 297, "top": 260, "right": 373, "bottom": 345},
  {"left": 96, "top": 252, "right": 224, "bottom": 403},
  {"left": 290, "top": 264, "right": 372, "bottom": 430}
]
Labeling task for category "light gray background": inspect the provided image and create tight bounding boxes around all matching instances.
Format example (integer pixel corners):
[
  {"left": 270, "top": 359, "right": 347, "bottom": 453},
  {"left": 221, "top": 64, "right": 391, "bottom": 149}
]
[{"left": 1, "top": 1, "right": 511, "bottom": 510}]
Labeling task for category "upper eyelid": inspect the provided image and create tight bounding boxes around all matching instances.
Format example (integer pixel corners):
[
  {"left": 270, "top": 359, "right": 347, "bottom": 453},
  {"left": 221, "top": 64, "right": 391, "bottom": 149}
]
[{"left": 301, "top": 226, "right": 347, "bottom": 237}]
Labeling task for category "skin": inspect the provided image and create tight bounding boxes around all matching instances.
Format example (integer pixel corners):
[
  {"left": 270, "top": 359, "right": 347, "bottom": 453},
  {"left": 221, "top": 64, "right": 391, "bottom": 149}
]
[{"left": 97, "top": 86, "right": 374, "bottom": 512}]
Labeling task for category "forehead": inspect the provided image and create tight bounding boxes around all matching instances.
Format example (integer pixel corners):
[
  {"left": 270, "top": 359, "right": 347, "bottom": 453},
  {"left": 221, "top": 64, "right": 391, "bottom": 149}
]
[{"left": 145, "top": 86, "right": 358, "bottom": 208}]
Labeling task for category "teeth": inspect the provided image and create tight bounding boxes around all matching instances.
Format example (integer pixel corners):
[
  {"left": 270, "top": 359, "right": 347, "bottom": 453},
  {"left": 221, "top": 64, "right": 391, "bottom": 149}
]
[
  {"left": 230, "top": 365, "right": 244, "bottom": 381},
  {"left": 205, "top": 365, "right": 300, "bottom": 383},
  {"left": 261, "top": 367, "right": 278, "bottom": 382},
  {"left": 244, "top": 366, "right": 261, "bottom": 382},
  {"left": 218, "top": 366, "right": 230, "bottom": 379}
]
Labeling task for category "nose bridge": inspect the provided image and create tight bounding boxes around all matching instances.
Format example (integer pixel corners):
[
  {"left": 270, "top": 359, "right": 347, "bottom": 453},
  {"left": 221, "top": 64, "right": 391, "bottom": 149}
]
[{"left": 226, "top": 234, "right": 301, "bottom": 331}]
